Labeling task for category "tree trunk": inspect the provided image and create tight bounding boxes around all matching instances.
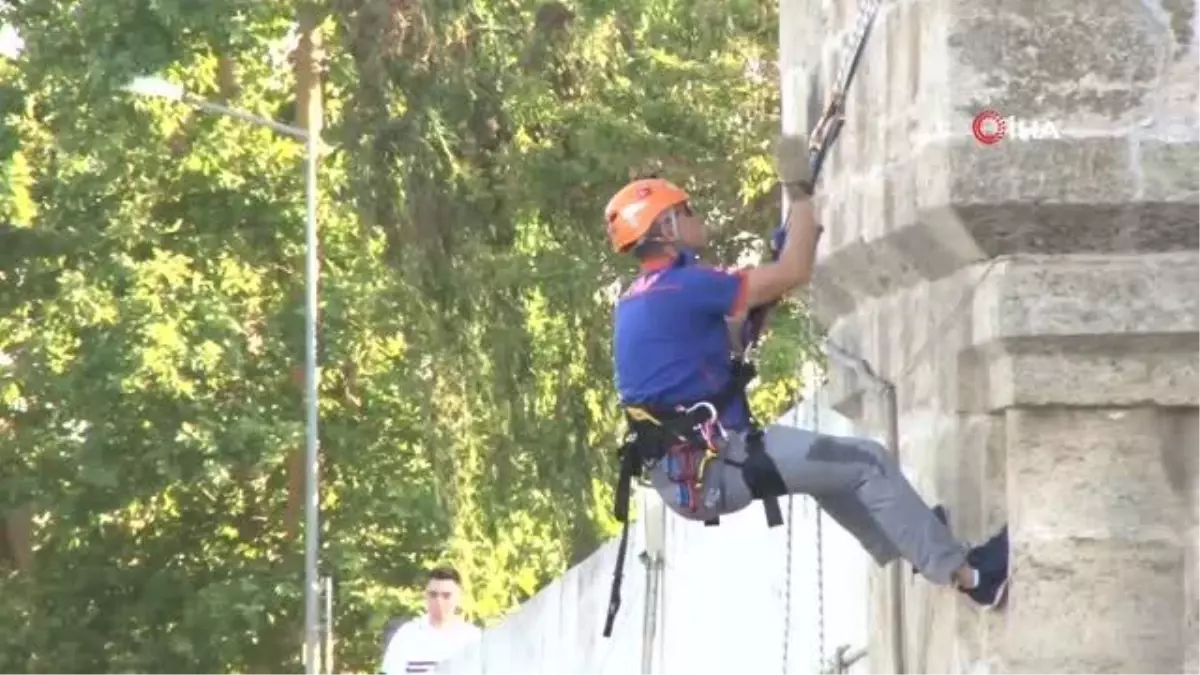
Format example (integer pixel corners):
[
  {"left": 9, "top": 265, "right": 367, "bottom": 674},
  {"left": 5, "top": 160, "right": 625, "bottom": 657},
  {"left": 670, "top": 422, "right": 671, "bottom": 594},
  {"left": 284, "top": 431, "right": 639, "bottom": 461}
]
[
  {"left": 284, "top": 10, "right": 325, "bottom": 541},
  {"left": 270, "top": 13, "right": 328, "bottom": 675},
  {"left": 2, "top": 505, "right": 33, "bottom": 573}
]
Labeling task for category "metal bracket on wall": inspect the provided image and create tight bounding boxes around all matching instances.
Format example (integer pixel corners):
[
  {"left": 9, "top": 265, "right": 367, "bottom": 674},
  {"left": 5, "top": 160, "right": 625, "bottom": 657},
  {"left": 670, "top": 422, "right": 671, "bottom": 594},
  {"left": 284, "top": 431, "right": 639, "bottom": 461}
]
[
  {"left": 822, "top": 341, "right": 906, "bottom": 675},
  {"left": 821, "top": 644, "right": 868, "bottom": 674}
]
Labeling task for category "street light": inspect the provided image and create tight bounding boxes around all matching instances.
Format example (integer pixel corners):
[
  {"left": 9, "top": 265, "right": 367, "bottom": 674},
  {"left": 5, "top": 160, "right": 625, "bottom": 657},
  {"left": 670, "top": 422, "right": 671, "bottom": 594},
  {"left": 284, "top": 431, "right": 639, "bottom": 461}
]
[
  {"left": 125, "top": 75, "right": 321, "bottom": 143},
  {"left": 124, "top": 74, "right": 325, "bottom": 675}
]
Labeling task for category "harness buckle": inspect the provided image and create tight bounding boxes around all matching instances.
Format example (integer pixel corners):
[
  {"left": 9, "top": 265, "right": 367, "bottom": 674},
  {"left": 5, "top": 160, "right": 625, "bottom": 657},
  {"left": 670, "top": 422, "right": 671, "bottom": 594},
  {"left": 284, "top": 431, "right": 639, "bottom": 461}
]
[
  {"left": 681, "top": 400, "right": 723, "bottom": 489},
  {"left": 682, "top": 400, "right": 718, "bottom": 425}
]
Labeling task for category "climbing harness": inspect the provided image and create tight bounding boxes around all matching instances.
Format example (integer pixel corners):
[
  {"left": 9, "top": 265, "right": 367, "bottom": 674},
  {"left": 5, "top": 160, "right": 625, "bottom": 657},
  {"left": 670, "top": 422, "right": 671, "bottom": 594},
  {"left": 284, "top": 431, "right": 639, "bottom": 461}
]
[
  {"left": 602, "top": 359, "right": 789, "bottom": 638},
  {"left": 601, "top": 0, "right": 881, "bottom": 640}
]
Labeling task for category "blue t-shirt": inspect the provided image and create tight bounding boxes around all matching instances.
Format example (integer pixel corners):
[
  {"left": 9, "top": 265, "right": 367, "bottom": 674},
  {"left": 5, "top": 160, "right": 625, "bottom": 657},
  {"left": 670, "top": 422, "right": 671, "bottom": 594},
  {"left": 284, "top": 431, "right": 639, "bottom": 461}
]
[{"left": 612, "top": 251, "right": 751, "bottom": 430}]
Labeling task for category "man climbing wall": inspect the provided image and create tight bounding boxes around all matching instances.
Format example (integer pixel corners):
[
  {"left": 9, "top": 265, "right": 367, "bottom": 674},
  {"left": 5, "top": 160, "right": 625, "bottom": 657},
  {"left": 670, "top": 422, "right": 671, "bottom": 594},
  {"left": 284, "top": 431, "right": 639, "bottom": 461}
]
[{"left": 604, "top": 135, "right": 1011, "bottom": 616}]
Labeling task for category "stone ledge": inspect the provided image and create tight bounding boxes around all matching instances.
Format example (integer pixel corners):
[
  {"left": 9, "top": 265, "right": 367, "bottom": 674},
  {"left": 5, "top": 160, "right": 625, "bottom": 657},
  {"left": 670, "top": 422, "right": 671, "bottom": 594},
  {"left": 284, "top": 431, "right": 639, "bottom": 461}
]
[
  {"left": 971, "top": 251, "right": 1199, "bottom": 343},
  {"left": 809, "top": 137, "right": 1199, "bottom": 320},
  {"left": 1005, "top": 407, "right": 1194, "bottom": 539},
  {"left": 817, "top": 251, "right": 1199, "bottom": 416},
  {"left": 970, "top": 337, "right": 1199, "bottom": 410}
]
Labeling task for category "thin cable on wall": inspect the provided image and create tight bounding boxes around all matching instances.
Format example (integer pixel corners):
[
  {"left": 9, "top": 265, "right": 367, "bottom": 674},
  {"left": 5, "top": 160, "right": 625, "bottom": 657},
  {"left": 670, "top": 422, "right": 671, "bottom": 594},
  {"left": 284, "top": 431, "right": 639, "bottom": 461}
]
[
  {"left": 812, "top": 384, "right": 826, "bottom": 672},
  {"left": 781, "top": 363, "right": 806, "bottom": 675}
]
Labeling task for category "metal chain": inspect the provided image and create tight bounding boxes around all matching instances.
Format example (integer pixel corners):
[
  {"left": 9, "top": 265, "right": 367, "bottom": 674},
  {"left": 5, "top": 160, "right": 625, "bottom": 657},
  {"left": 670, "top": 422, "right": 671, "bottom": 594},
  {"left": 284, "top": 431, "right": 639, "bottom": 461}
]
[
  {"left": 816, "top": 497, "right": 826, "bottom": 667},
  {"left": 783, "top": 494, "right": 795, "bottom": 673},
  {"left": 813, "top": 382, "right": 826, "bottom": 670},
  {"left": 782, "top": 368, "right": 803, "bottom": 674}
]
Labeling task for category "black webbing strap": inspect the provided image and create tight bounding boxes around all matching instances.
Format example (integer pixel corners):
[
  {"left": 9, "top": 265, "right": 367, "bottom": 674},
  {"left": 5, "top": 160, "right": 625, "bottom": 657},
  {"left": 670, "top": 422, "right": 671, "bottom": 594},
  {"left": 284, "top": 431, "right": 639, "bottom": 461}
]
[
  {"left": 602, "top": 357, "right": 770, "bottom": 638},
  {"left": 603, "top": 407, "right": 705, "bottom": 638},
  {"left": 602, "top": 518, "right": 632, "bottom": 638},
  {"left": 741, "top": 425, "right": 787, "bottom": 527},
  {"left": 602, "top": 437, "right": 641, "bottom": 638},
  {"left": 727, "top": 359, "right": 786, "bottom": 528}
]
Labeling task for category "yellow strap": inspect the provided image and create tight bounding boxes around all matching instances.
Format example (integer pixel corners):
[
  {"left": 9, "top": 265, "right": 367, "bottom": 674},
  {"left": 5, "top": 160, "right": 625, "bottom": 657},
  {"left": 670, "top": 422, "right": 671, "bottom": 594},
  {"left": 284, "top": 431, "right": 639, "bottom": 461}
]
[
  {"left": 626, "top": 405, "right": 723, "bottom": 485},
  {"left": 695, "top": 447, "right": 720, "bottom": 487},
  {"left": 625, "top": 406, "right": 662, "bottom": 426}
]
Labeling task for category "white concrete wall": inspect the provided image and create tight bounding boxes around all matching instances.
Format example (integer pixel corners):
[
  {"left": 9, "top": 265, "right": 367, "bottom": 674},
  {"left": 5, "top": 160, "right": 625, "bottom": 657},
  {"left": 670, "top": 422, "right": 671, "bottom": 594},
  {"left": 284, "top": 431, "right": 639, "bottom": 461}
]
[{"left": 439, "top": 386, "right": 876, "bottom": 675}]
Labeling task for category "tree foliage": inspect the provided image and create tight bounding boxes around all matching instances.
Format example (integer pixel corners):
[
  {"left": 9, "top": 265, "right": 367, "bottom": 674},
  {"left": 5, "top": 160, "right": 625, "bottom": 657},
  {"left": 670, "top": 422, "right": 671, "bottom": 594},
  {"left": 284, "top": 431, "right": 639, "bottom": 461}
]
[{"left": 0, "top": 0, "right": 821, "bottom": 671}]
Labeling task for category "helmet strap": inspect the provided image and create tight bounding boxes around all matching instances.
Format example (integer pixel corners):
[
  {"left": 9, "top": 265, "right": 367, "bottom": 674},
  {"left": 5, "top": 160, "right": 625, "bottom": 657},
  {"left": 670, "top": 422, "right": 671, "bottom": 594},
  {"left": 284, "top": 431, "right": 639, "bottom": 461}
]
[{"left": 661, "top": 210, "right": 680, "bottom": 241}]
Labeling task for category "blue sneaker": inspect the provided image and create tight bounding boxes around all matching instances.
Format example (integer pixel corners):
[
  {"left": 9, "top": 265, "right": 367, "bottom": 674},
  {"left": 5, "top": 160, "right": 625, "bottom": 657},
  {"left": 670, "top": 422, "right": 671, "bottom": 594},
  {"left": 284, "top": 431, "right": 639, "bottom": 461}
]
[{"left": 960, "top": 525, "right": 1011, "bottom": 609}]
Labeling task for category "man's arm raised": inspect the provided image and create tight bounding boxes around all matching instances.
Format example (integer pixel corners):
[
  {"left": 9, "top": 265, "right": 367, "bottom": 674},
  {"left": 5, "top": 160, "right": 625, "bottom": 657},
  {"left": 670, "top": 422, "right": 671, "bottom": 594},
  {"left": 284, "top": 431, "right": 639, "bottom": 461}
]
[
  {"left": 743, "top": 196, "right": 821, "bottom": 309},
  {"left": 739, "top": 133, "right": 824, "bottom": 313}
]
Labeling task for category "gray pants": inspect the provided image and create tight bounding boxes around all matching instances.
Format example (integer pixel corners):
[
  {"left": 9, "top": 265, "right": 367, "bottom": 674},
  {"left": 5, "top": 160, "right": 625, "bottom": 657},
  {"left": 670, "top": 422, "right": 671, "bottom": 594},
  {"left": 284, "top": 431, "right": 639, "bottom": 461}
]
[{"left": 648, "top": 424, "right": 967, "bottom": 585}]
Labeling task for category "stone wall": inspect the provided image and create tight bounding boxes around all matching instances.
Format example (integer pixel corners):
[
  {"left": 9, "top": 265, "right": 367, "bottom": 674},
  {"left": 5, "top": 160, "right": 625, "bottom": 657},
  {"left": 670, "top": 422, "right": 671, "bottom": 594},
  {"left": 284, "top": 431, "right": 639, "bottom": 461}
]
[{"left": 782, "top": 0, "right": 1199, "bottom": 671}]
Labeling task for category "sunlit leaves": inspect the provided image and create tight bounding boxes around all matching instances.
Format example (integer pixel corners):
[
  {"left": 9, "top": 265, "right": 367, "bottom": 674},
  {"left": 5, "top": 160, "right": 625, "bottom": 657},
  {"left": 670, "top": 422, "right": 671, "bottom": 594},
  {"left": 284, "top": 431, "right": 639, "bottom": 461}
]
[{"left": 0, "top": 0, "right": 820, "bottom": 671}]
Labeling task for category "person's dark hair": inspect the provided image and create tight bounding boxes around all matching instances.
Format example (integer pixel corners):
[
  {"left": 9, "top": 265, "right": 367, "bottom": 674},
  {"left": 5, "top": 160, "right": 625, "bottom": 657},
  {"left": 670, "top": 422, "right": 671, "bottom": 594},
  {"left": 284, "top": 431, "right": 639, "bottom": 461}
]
[{"left": 428, "top": 566, "right": 461, "bottom": 585}]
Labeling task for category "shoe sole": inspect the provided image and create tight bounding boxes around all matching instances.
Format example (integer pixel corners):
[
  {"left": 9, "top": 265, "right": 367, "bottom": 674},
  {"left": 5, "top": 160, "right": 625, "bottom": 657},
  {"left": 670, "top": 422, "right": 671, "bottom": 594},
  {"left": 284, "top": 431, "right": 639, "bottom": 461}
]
[{"left": 984, "top": 574, "right": 1011, "bottom": 611}]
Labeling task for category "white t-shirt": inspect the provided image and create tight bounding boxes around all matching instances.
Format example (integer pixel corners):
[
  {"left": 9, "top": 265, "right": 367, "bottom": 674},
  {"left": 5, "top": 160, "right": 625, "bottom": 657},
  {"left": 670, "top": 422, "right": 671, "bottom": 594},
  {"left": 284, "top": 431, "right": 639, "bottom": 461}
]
[{"left": 381, "top": 615, "right": 481, "bottom": 675}]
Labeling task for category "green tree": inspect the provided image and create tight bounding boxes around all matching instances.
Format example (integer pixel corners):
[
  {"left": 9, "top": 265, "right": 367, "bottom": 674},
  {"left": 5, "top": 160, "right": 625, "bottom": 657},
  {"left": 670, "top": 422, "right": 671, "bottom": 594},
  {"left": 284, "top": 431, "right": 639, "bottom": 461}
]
[{"left": 0, "top": 0, "right": 821, "bottom": 671}]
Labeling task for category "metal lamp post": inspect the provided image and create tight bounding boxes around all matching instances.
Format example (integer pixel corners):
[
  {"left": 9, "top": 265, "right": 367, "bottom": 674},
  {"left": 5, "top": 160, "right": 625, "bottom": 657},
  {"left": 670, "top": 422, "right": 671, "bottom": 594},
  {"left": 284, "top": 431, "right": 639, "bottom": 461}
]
[{"left": 124, "top": 75, "right": 324, "bottom": 674}]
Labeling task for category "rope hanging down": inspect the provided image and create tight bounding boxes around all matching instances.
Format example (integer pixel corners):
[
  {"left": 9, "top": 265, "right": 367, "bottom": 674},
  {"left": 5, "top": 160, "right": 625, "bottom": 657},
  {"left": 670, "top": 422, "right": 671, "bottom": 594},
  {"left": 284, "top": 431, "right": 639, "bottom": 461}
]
[
  {"left": 781, "top": 374, "right": 804, "bottom": 674},
  {"left": 782, "top": 492, "right": 796, "bottom": 674},
  {"left": 740, "top": 0, "right": 880, "bottom": 357},
  {"left": 770, "top": 2, "right": 879, "bottom": 670}
]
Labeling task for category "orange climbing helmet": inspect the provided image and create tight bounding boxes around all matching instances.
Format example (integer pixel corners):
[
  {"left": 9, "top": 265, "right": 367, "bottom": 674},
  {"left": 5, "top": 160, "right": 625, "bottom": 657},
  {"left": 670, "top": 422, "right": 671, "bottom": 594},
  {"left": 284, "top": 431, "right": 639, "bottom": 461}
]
[{"left": 604, "top": 178, "right": 690, "bottom": 253}]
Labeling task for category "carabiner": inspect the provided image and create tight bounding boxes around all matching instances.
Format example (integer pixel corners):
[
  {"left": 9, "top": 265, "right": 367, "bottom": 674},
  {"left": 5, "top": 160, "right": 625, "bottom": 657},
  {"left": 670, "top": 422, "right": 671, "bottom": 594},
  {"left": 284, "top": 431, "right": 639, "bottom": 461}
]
[{"left": 684, "top": 401, "right": 718, "bottom": 422}]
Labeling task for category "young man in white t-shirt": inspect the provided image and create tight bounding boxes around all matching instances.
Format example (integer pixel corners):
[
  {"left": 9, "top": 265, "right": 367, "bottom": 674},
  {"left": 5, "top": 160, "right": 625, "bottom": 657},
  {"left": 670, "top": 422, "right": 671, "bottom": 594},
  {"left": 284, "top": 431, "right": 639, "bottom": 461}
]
[{"left": 381, "top": 567, "right": 482, "bottom": 675}]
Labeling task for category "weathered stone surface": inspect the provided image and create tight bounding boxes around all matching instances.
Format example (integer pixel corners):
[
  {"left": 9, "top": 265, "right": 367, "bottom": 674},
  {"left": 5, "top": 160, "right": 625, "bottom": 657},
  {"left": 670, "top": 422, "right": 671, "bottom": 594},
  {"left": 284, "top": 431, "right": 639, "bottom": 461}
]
[
  {"left": 943, "top": 1, "right": 1174, "bottom": 123},
  {"left": 816, "top": 138, "right": 1200, "bottom": 313},
  {"left": 1002, "top": 536, "right": 1186, "bottom": 673},
  {"left": 792, "top": 0, "right": 1199, "bottom": 671},
  {"left": 824, "top": 249, "right": 1199, "bottom": 414},
  {"left": 806, "top": 0, "right": 1200, "bottom": 318},
  {"left": 1006, "top": 407, "right": 1190, "bottom": 539},
  {"left": 973, "top": 252, "right": 1199, "bottom": 341},
  {"left": 981, "top": 343, "right": 1199, "bottom": 409}
]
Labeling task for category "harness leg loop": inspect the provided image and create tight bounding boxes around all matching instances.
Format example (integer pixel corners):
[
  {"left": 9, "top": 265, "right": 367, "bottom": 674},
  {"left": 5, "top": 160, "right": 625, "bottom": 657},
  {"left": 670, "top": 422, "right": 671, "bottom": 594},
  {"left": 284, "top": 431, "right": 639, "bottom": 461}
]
[{"left": 741, "top": 427, "right": 787, "bottom": 527}]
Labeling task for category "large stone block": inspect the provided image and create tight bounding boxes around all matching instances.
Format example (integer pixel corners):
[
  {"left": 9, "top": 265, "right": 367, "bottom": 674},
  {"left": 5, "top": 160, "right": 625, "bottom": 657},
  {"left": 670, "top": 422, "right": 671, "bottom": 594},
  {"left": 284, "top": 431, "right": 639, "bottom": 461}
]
[
  {"left": 971, "top": 251, "right": 1199, "bottom": 342},
  {"left": 806, "top": 0, "right": 1198, "bottom": 319},
  {"left": 1001, "top": 406, "right": 1193, "bottom": 672},
  {"left": 1002, "top": 536, "right": 1186, "bottom": 673},
  {"left": 1005, "top": 407, "right": 1190, "bottom": 538},
  {"left": 793, "top": 0, "right": 1198, "bottom": 672},
  {"left": 942, "top": 0, "right": 1177, "bottom": 122}
]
